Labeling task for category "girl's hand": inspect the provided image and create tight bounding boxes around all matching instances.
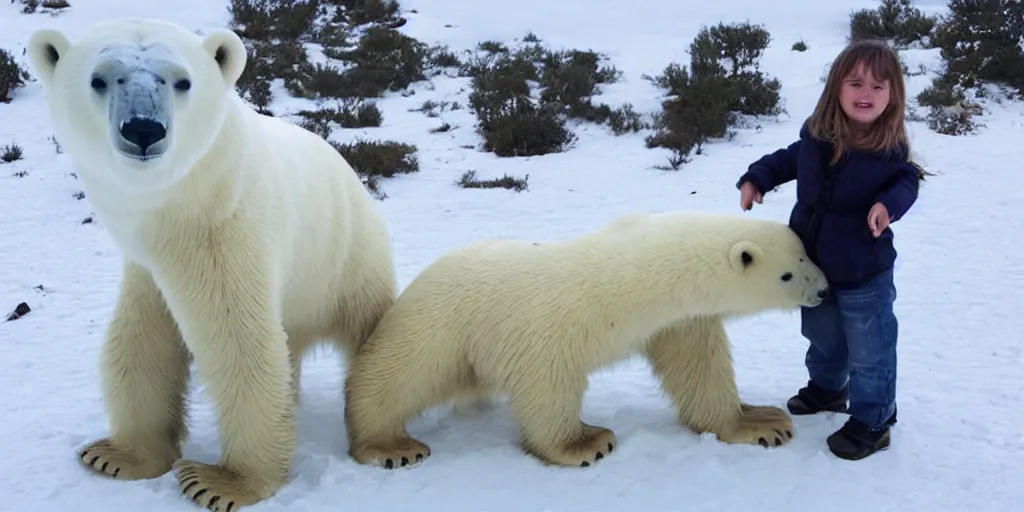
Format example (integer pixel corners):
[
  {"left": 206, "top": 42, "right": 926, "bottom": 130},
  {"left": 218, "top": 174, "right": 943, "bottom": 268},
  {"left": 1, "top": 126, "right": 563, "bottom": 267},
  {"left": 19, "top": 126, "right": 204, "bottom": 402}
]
[
  {"left": 868, "top": 202, "right": 890, "bottom": 237},
  {"left": 740, "top": 181, "right": 763, "bottom": 211}
]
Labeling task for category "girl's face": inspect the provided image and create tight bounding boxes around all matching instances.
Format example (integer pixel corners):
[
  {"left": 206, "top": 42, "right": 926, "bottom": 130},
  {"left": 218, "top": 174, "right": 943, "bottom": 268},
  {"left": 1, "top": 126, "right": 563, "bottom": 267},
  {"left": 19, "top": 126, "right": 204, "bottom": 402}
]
[{"left": 839, "top": 63, "right": 890, "bottom": 129}]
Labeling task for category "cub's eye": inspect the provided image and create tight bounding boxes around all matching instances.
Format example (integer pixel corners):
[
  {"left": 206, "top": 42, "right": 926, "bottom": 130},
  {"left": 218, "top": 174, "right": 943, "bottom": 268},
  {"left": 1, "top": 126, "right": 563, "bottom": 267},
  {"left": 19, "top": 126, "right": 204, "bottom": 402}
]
[
  {"left": 781, "top": 272, "right": 793, "bottom": 282},
  {"left": 173, "top": 79, "right": 191, "bottom": 92},
  {"left": 90, "top": 77, "right": 107, "bottom": 90}
]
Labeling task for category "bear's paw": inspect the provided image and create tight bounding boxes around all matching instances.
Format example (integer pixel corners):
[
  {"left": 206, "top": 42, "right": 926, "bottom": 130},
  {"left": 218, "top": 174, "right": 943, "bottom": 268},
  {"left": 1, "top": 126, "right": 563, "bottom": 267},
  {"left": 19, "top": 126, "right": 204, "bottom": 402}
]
[
  {"left": 717, "top": 404, "right": 794, "bottom": 448},
  {"left": 174, "top": 460, "right": 281, "bottom": 511},
  {"left": 78, "top": 438, "right": 177, "bottom": 480},
  {"left": 349, "top": 436, "right": 432, "bottom": 470},
  {"left": 530, "top": 423, "right": 618, "bottom": 468}
]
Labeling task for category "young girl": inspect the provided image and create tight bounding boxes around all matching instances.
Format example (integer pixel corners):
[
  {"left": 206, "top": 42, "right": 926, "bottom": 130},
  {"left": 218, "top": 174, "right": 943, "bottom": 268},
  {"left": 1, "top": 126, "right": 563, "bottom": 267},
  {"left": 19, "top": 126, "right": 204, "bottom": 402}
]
[{"left": 735, "top": 39, "right": 927, "bottom": 461}]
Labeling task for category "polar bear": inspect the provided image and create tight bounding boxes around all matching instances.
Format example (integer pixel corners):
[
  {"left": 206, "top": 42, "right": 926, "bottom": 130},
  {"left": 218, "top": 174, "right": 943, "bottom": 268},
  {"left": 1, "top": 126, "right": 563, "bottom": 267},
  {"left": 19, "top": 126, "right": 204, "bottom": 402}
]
[
  {"left": 27, "top": 18, "right": 397, "bottom": 509},
  {"left": 344, "top": 209, "right": 830, "bottom": 469}
]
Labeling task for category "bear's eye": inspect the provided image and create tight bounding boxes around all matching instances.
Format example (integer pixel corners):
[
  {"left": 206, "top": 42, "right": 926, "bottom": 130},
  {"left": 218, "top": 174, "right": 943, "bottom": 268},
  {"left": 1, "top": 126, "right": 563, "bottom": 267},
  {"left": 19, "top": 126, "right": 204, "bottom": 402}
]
[
  {"left": 781, "top": 272, "right": 793, "bottom": 282},
  {"left": 173, "top": 79, "right": 191, "bottom": 92},
  {"left": 90, "top": 77, "right": 107, "bottom": 91}
]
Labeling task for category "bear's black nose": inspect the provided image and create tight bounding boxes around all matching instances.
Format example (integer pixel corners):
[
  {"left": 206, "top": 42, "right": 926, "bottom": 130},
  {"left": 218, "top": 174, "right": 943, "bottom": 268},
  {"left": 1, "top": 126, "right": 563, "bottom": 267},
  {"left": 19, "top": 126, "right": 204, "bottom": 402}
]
[
  {"left": 816, "top": 287, "right": 830, "bottom": 299},
  {"left": 120, "top": 117, "right": 166, "bottom": 154}
]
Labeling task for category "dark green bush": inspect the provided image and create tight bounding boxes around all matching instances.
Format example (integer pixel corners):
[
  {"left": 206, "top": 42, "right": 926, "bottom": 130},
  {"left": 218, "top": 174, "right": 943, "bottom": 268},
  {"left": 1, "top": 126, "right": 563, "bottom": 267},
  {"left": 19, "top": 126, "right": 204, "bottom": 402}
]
[
  {"left": 849, "top": 0, "right": 937, "bottom": 48},
  {"left": 0, "top": 49, "right": 29, "bottom": 103},
  {"left": 918, "top": 0, "right": 1024, "bottom": 135},
  {"left": 645, "top": 22, "right": 783, "bottom": 168}
]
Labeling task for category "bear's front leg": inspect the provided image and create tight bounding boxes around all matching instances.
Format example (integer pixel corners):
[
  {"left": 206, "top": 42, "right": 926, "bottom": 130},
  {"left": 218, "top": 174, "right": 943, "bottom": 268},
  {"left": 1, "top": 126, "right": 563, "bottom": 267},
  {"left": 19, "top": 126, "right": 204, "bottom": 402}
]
[
  {"left": 644, "top": 316, "right": 793, "bottom": 448},
  {"left": 155, "top": 233, "right": 296, "bottom": 511},
  {"left": 508, "top": 373, "right": 616, "bottom": 467},
  {"left": 79, "top": 260, "right": 191, "bottom": 480}
]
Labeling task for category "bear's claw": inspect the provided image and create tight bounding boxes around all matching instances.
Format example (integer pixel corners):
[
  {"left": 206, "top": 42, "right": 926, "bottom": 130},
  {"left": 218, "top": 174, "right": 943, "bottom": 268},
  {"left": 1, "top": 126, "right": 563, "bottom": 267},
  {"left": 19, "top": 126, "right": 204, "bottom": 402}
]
[
  {"left": 578, "top": 442, "right": 615, "bottom": 467},
  {"left": 383, "top": 451, "right": 426, "bottom": 469}
]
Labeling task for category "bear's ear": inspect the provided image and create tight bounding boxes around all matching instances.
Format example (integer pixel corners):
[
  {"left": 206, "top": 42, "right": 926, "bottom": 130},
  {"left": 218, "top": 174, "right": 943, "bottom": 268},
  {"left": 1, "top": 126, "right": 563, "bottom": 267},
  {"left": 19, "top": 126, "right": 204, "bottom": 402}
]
[
  {"left": 201, "top": 29, "right": 247, "bottom": 87},
  {"left": 729, "top": 241, "right": 764, "bottom": 273},
  {"left": 27, "top": 28, "right": 70, "bottom": 88}
]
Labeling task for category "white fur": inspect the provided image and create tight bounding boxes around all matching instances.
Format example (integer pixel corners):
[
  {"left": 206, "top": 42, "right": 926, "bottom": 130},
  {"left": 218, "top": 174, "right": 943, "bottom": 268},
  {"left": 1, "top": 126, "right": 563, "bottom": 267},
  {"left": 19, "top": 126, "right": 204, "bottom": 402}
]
[
  {"left": 28, "top": 17, "right": 397, "bottom": 509},
  {"left": 344, "top": 209, "right": 830, "bottom": 469}
]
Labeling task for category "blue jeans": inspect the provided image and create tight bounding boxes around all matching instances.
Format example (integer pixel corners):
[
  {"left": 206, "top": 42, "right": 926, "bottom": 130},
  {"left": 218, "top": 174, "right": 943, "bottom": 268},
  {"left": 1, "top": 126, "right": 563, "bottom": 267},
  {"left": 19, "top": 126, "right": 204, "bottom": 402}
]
[{"left": 799, "top": 268, "right": 898, "bottom": 429}]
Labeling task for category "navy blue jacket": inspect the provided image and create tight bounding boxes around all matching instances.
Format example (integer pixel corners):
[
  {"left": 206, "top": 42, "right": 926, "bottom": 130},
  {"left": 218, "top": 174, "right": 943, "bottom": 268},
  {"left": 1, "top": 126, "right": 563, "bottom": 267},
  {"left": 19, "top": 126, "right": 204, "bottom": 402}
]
[{"left": 737, "top": 122, "right": 920, "bottom": 289}]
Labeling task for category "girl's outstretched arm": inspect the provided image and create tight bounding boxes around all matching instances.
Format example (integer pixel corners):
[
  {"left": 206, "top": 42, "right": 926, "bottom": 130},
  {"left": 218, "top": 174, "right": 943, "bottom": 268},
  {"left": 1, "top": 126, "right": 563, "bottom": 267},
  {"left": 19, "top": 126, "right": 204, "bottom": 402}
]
[
  {"left": 736, "top": 140, "right": 801, "bottom": 195},
  {"left": 876, "top": 161, "right": 922, "bottom": 223}
]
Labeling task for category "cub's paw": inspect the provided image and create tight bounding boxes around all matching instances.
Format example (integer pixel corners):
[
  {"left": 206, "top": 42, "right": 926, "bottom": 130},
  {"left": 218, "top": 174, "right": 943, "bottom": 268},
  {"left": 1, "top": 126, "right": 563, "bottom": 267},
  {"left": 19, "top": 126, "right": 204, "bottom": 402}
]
[
  {"left": 532, "top": 423, "right": 618, "bottom": 468},
  {"left": 349, "top": 436, "right": 432, "bottom": 469},
  {"left": 174, "top": 460, "right": 279, "bottom": 511},
  {"left": 79, "top": 438, "right": 177, "bottom": 480},
  {"left": 718, "top": 404, "right": 794, "bottom": 448}
]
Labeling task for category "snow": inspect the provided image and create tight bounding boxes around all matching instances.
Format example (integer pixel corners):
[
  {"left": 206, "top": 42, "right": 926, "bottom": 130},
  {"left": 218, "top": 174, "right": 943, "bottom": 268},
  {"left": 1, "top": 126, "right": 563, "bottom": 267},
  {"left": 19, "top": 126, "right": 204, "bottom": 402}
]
[{"left": 1, "top": 0, "right": 1022, "bottom": 510}]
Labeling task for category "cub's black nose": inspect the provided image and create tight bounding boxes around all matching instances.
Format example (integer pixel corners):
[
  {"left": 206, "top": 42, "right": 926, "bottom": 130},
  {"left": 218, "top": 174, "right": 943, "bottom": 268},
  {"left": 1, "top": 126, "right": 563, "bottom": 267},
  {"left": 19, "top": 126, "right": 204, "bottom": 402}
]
[
  {"left": 817, "top": 287, "right": 830, "bottom": 299},
  {"left": 120, "top": 117, "right": 166, "bottom": 154}
]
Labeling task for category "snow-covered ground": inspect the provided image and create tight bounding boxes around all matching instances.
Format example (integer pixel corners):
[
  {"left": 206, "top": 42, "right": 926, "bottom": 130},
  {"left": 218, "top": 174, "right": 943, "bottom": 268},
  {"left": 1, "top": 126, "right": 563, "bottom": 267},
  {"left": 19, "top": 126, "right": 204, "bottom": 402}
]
[{"left": 1, "top": 0, "right": 1022, "bottom": 510}]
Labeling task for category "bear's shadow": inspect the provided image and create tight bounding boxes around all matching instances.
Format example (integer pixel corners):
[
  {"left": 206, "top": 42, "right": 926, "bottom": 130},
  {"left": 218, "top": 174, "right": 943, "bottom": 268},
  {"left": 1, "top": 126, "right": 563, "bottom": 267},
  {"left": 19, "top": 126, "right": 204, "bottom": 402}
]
[
  {"left": 178, "top": 359, "right": 793, "bottom": 480},
  {"left": 292, "top": 386, "right": 700, "bottom": 469}
]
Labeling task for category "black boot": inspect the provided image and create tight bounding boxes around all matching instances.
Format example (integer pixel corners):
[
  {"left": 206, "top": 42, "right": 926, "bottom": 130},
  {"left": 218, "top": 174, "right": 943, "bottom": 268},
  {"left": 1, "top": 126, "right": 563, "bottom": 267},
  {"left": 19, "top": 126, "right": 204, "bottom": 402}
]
[
  {"left": 786, "top": 380, "right": 848, "bottom": 415},
  {"left": 827, "top": 417, "right": 891, "bottom": 460}
]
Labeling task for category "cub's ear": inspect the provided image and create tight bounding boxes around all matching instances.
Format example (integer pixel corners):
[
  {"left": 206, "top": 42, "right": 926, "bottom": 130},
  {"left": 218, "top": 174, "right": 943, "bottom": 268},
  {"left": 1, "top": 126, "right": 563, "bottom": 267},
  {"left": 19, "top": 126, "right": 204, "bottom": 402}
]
[
  {"left": 27, "top": 28, "right": 70, "bottom": 88},
  {"left": 729, "top": 241, "right": 764, "bottom": 273},
  {"left": 201, "top": 29, "right": 247, "bottom": 86}
]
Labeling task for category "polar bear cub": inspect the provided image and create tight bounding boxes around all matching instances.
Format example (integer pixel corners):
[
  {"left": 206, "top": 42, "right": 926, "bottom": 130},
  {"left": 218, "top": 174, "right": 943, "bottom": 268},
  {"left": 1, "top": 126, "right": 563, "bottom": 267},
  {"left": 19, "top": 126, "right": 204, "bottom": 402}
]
[
  {"left": 344, "top": 210, "right": 830, "bottom": 469},
  {"left": 27, "top": 17, "right": 397, "bottom": 510}
]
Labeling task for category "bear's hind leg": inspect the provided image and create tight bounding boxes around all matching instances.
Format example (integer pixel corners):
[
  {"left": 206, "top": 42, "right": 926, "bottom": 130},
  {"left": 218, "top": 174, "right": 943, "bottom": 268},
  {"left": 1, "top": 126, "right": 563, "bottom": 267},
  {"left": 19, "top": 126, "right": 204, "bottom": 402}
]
[
  {"left": 344, "top": 331, "right": 472, "bottom": 469},
  {"left": 644, "top": 316, "right": 792, "bottom": 448},
  {"left": 80, "top": 261, "right": 191, "bottom": 480},
  {"left": 509, "top": 374, "right": 616, "bottom": 467}
]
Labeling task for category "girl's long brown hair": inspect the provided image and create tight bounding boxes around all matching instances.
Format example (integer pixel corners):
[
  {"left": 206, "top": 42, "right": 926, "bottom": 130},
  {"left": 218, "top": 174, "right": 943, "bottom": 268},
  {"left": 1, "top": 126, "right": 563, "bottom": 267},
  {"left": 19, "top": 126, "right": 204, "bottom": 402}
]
[{"left": 807, "top": 39, "right": 908, "bottom": 166}]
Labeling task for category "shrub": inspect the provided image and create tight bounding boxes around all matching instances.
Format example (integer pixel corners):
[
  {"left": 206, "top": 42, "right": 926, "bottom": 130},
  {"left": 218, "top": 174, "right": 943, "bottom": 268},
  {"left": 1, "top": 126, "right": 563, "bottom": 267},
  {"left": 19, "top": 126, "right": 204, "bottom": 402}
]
[
  {"left": 2, "top": 143, "right": 24, "bottom": 163},
  {"left": 930, "top": 0, "right": 1024, "bottom": 95},
  {"left": 537, "top": 49, "right": 621, "bottom": 120},
  {"left": 224, "top": 0, "right": 428, "bottom": 200},
  {"left": 848, "top": 0, "right": 937, "bottom": 48},
  {"left": 332, "top": 140, "right": 417, "bottom": 176},
  {"left": 227, "top": 1, "right": 318, "bottom": 111},
  {"left": 15, "top": 0, "right": 72, "bottom": 13},
  {"left": 227, "top": 1, "right": 451, "bottom": 108},
  {"left": 0, "top": 49, "right": 30, "bottom": 103},
  {"left": 461, "top": 35, "right": 640, "bottom": 156},
  {"left": 645, "top": 22, "right": 783, "bottom": 168},
  {"left": 328, "top": 139, "right": 419, "bottom": 200},
  {"left": 606, "top": 103, "right": 646, "bottom": 135},
  {"left": 463, "top": 44, "right": 576, "bottom": 157},
  {"left": 324, "top": 0, "right": 404, "bottom": 27},
  {"left": 455, "top": 170, "right": 529, "bottom": 192},
  {"left": 299, "top": 101, "right": 383, "bottom": 128},
  {"left": 227, "top": 0, "right": 317, "bottom": 41},
  {"left": 917, "top": 0, "right": 1024, "bottom": 135},
  {"left": 409, "top": 99, "right": 462, "bottom": 118}
]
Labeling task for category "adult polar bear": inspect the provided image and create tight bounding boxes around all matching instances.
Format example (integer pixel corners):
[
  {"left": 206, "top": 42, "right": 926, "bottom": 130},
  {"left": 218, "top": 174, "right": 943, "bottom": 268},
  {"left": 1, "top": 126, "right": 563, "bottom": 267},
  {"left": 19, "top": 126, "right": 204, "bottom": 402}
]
[
  {"left": 28, "top": 17, "right": 397, "bottom": 509},
  {"left": 345, "top": 210, "right": 831, "bottom": 469}
]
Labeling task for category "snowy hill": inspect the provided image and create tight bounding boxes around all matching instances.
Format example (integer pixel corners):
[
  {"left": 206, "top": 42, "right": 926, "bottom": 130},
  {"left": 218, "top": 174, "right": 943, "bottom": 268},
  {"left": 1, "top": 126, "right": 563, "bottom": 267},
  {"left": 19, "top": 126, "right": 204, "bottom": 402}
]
[{"left": 1, "top": 0, "right": 1022, "bottom": 511}]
